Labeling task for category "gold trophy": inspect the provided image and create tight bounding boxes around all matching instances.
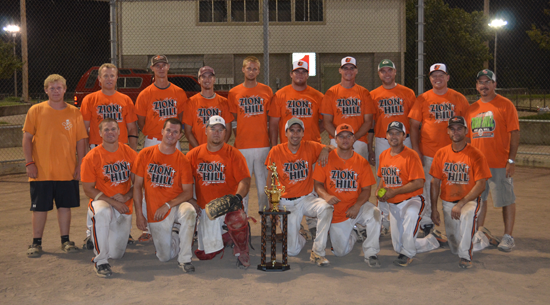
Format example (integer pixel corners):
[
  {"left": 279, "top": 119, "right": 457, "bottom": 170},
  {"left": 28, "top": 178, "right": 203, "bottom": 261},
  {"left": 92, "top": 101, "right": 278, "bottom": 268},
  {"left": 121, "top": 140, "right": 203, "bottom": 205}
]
[{"left": 265, "top": 161, "right": 285, "bottom": 212}]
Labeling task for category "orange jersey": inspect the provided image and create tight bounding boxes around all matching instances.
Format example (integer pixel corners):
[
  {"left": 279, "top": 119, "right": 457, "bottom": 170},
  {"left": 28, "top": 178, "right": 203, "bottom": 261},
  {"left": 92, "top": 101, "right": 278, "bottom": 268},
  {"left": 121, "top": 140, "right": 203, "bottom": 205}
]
[
  {"left": 313, "top": 150, "right": 376, "bottom": 223},
  {"left": 370, "top": 84, "right": 417, "bottom": 138},
  {"left": 269, "top": 85, "right": 323, "bottom": 143},
  {"left": 186, "top": 143, "right": 250, "bottom": 209},
  {"left": 80, "top": 91, "right": 137, "bottom": 145},
  {"left": 132, "top": 145, "right": 193, "bottom": 223},
  {"left": 81, "top": 143, "right": 138, "bottom": 214},
  {"left": 430, "top": 144, "right": 491, "bottom": 202},
  {"left": 377, "top": 146, "right": 425, "bottom": 204},
  {"left": 228, "top": 83, "right": 273, "bottom": 149},
  {"left": 321, "top": 84, "right": 375, "bottom": 143},
  {"left": 135, "top": 83, "right": 187, "bottom": 139},
  {"left": 408, "top": 89, "right": 470, "bottom": 157},
  {"left": 22, "top": 102, "right": 88, "bottom": 181},
  {"left": 468, "top": 95, "right": 520, "bottom": 168},
  {"left": 182, "top": 94, "right": 234, "bottom": 150},
  {"left": 265, "top": 141, "right": 325, "bottom": 198}
]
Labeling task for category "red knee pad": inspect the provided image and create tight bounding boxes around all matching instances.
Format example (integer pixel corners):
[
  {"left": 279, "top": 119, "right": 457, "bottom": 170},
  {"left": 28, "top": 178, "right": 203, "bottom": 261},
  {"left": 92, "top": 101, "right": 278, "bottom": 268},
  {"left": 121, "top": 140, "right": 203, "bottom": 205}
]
[
  {"left": 225, "top": 209, "right": 247, "bottom": 230},
  {"left": 194, "top": 248, "right": 223, "bottom": 260}
]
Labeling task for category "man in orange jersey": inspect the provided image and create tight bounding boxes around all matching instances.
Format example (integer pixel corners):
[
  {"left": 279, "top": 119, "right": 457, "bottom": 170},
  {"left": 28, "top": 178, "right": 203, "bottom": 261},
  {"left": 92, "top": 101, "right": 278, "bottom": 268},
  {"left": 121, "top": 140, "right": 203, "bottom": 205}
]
[
  {"left": 376, "top": 121, "right": 447, "bottom": 267},
  {"left": 186, "top": 116, "right": 252, "bottom": 268},
  {"left": 184, "top": 66, "right": 233, "bottom": 150},
  {"left": 313, "top": 124, "right": 381, "bottom": 268},
  {"left": 430, "top": 116, "right": 497, "bottom": 269},
  {"left": 228, "top": 56, "right": 273, "bottom": 214},
  {"left": 321, "top": 56, "right": 375, "bottom": 160},
  {"left": 469, "top": 69, "right": 520, "bottom": 252},
  {"left": 81, "top": 118, "right": 138, "bottom": 277},
  {"left": 132, "top": 119, "right": 197, "bottom": 273},
  {"left": 24, "top": 74, "right": 88, "bottom": 257},
  {"left": 269, "top": 60, "right": 324, "bottom": 145},
  {"left": 265, "top": 118, "right": 334, "bottom": 267},
  {"left": 135, "top": 55, "right": 188, "bottom": 242},
  {"left": 408, "top": 63, "right": 470, "bottom": 236},
  {"left": 81, "top": 63, "right": 138, "bottom": 151}
]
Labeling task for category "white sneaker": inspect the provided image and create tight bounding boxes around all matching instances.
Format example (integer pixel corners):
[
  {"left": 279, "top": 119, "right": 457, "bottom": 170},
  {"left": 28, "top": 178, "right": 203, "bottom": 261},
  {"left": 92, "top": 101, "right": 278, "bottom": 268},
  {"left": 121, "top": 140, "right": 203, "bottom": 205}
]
[{"left": 498, "top": 234, "right": 515, "bottom": 252}]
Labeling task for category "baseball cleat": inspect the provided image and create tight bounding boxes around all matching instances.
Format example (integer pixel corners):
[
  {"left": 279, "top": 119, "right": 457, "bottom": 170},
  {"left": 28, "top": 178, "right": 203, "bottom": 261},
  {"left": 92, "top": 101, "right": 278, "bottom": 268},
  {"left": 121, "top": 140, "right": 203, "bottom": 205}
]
[
  {"left": 480, "top": 227, "right": 500, "bottom": 247},
  {"left": 61, "top": 241, "right": 79, "bottom": 253},
  {"left": 94, "top": 264, "right": 112, "bottom": 278},
  {"left": 431, "top": 229, "right": 448, "bottom": 247},
  {"left": 138, "top": 233, "right": 153, "bottom": 242},
  {"left": 310, "top": 251, "right": 330, "bottom": 267},
  {"left": 27, "top": 244, "right": 43, "bottom": 258},
  {"left": 83, "top": 236, "right": 94, "bottom": 250},
  {"left": 459, "top": 258, "right": 472, "bottom": 269},
  {"left": 498, "top": 234, "right": 515, "bottom": 252},
  {"left": 127, "top": 235, "right": 135, "bottom": 245},
  {"left": 365, "top": 256, "right": 381, "bottom": 268},
  {"left": 393, "top": 254, "right": 413, "bottom": 267},
  {"left": 179, "top": 262, "right": 195, "bottom": 273},
  {"left": 421, "top": 224, "right": 434, "bottom": 237}
]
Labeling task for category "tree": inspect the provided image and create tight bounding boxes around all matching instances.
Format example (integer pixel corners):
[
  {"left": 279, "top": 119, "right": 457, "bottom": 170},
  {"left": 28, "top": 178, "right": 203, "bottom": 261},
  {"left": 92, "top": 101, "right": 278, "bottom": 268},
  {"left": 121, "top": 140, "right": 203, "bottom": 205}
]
[
  {"left": 527, "top": 2, "right": 550, "bottom": 51},
  {"left": 405, "top": 0, "right": 492, "bottom": 93},
  {"left": 0, "top": 40, "right": 23, "bottom": 80}
]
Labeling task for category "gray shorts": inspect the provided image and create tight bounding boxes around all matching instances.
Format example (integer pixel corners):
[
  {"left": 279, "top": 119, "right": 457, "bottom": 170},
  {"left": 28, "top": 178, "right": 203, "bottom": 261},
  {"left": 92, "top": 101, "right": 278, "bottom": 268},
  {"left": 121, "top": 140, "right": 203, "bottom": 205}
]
[{"left": 481, "top": 168, "right": 516, "bottom": 208}]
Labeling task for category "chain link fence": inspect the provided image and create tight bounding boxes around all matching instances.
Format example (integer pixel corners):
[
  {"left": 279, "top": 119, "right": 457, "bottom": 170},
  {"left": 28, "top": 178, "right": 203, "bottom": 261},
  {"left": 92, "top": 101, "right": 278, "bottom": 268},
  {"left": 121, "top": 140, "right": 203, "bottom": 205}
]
[{"left": 1, "top": 0, "right": 550, "bottom": 174}]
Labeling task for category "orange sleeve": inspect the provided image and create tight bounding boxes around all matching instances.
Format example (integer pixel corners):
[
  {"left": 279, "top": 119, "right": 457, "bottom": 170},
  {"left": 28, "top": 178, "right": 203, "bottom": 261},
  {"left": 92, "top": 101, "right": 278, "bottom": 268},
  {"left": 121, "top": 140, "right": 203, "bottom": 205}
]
[
  {"left": 505, "top": 100, "right": 520, "bottom": 132},
  {"left": 473, "top": 152, "right": 492, "bottom": 182},
  {"left": 75, "top": 111, "right": 89, "bottom": 141},
  {"left": 269, "top": 94, "right": 282, "bottom": 118},
  {"left": 362, "top": 90, "right": 376, "bottom": 115},
  {"left": 80, "top": 153, "right": 97, "bottom": 183},
  {"left": 320, "top": 89, "right": 335, "bottom": 115},
  {"left": 359, "top": 157, "right": 376, "bottom": 188},
  {"left": 231, "top": 148, "right": 251, "bottom": 183},
  {"left": 182, "top": 99, "right": 194, "bottom": 126},
  {"left": 454, "top": 93, "right": 470, "bottom": 117},
  {"left": 81, "top": 96, "right": 92, "bottom": 121},
  {"left": 178, "top": 154, "right": 194, "bottom": 185},
  {"left": 408, "top": 151, "right": 426, "bottom": 181},
  {"left": 124, "top": 96, "right": 138, "bottom": 123},
  {"left": 220, "top": 97, "right": 234, "bottom": 123},
  {"left": 408, "top": 94, "right": 424, "bottom": 122},
  {"left": 22, "top": 105, "right": 37, "bottom": 135},
  {"left": 134, "top": 89, "right": 149, "bottom": 117},
  {"left": 176, "top": 89, "right": 188, "bottom": 116},
  {"left": 312, "top": 160, "right": 327, "bottom": 182},
  {"left": 132, "top": 150, "right": 147, "bottom": 178},
  {"left": 429, "top": 150, "right": 444, "bottom": 180},
  {"left": 228, "top": 89, "right": 238, "bottom": 114}
]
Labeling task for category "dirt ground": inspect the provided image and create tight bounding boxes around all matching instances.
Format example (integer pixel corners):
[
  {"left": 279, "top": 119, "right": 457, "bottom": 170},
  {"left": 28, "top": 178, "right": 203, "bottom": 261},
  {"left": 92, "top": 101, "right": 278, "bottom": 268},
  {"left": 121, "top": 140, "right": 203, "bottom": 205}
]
[{"left": 1, "top": 166, "right": 549, "bottom": 305}]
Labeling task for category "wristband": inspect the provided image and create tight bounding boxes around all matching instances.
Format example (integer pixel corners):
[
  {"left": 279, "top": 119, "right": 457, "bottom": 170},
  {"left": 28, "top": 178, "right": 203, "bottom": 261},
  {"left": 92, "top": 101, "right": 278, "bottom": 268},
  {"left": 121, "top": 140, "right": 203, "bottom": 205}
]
[
  {"left": 26, "top": 161, "right": 35, "bottom": 167},
  {"left": 94, "top": 192, "right": 103, "bottom": 201},
  {"left": 165, "top": 202, "right": 171, "bottom": 209},
  {"left": 368, "top": 129, "right": 375, "bottom": 133},
  {"left": 236, "top": 194, "right": 243, "bottom": 202},
  {"left": 128, "top": 135, "right": 139, "bottom": 138}
]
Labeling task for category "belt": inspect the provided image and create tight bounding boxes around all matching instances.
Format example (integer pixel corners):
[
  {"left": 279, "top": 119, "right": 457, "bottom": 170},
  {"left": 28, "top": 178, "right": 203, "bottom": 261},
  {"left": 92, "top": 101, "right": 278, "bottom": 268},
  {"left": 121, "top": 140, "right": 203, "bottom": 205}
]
[
  {"left": 283, "top": 196, "right": 302, "bottom": 201},
  {"left": 391, "top": 196, "right": 413, "bottom": 205},
  {"left": 451, "top": 200, "right": 460, "bottom": 204}
]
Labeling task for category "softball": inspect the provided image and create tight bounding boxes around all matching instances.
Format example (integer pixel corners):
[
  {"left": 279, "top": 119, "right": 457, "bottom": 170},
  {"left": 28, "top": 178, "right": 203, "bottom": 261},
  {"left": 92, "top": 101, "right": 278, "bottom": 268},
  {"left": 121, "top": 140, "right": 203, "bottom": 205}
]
[{"left": 378, "top": 188, "right": 387, "bottom": 197}]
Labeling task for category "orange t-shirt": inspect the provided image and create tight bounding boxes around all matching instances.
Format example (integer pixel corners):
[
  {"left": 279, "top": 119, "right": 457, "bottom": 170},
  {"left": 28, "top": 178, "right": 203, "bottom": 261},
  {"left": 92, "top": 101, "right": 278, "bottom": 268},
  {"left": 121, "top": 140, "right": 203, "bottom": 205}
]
[
  {"left": 313, "top": 150, "right": 376, "bottom": 223},
  {"left": 22, "top": 102, "right": 88, "bottom": 181},
  {"left": 468, "top": 95, "right": 520, "bottom": 168},
  {"left": 377, "top": 146, "right": 425, "bottom": 204},
  {"left": 408, "top": 89, "right": 470, "bottom": 157},
  {"left": 269, "top": 85, "right": 323, "bottom": 143},
  {"left": 80, "top": 91, "right": 137, "bottom": 145},
  {"left": 81, "top": 143, "right": 138, "bottom": 214},
  {"left": 182, "top": 94, "right": 234, "bottom": 150},
  {"left": 186, "top": 143, "right": 251, "bottom": 209},
  {"left": 135, "top": 83, "right": 187, "bottom": 140},
  {"left": 429, "top": 144, "right": 491, "bottom": 202},
  {"left": 370, "top": 84, "right": 417, "bottom": 138},
  {"left": 132, "top": 145, "right": 194, "bottom": 222},
  {"left": 321, "top": 83, "right": 375, "bottom": 143},
  {"left": 265, "top": 141, "right": 325, "bottom": 198},
  {"left": 228, "top": 83, "right": 273, "bottom": 149}
]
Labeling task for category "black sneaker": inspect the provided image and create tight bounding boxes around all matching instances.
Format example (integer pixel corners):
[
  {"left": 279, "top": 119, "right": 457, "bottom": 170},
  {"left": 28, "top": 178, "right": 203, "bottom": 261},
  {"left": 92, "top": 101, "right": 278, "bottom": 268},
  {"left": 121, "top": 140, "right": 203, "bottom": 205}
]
[
  {"left": 83, "top": 236, "right": 93, "bottom": 250},
  {"left": 95, "top": 264, "right": 112, "bottom": 278},
  {"left": 179, "top": 262, "right": 195, "bottom": 273},
  {"left": 393, "top": 254, "right": 413, "bottom": 267},
  {"left": 422, "top": 224, "right": 434, "bottom": 237}
]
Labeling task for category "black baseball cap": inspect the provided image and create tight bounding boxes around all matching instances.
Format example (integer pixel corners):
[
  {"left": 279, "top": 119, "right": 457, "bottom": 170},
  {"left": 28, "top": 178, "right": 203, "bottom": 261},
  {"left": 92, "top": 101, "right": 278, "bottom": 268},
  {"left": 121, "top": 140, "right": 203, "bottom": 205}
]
[
  {"left": 447, "top": 116, "right": 467, "bottom": 129},
  {"left": 386, "top": 121, "right": 406, "bottom": 134}
]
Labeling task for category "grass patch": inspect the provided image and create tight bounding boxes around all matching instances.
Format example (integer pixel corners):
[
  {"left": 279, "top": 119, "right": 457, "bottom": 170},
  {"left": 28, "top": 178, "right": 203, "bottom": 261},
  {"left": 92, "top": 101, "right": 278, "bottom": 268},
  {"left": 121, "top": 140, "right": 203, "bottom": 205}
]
[
  {"left": 0, "top": 100, "right": 24, "bottom": 106},
  {"left": 0, "top": 121, "right": 10, "bottom": 125},
  {"left": 520, "top": 112, "right": 550, "bottom": 120}
]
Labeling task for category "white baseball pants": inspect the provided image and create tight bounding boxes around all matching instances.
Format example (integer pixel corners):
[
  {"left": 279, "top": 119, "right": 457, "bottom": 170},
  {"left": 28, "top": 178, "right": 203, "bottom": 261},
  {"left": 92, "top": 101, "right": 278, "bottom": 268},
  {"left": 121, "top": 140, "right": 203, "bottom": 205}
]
[
  {"left": 419, "top": 156, "right": 435, "bottom": 228},
  {"left": 196, "top": 208, "right": 226, "bottom": 254},
  {"left": 239, "top": 147, "right": 270, "bottom": 214}
]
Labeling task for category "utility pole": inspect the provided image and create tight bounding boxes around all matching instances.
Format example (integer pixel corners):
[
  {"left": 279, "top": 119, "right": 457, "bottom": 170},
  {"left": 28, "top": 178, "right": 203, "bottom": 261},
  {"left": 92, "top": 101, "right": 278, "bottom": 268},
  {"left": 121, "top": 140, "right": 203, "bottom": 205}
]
[{"left": 21, "top": 0, "right": 29, "bottom": 102}]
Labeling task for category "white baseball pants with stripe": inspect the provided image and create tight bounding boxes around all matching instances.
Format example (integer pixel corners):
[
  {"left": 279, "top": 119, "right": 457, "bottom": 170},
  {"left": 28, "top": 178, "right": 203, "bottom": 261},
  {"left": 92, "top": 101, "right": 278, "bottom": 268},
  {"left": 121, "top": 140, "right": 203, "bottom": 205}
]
[{"left": 239, "top": 147, "right": 270, "bottom": 214}]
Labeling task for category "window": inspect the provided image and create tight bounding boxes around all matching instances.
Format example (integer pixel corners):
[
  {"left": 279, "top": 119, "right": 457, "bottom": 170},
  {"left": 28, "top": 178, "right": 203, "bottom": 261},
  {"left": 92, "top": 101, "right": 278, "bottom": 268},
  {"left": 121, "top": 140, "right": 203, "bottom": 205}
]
[
  {"left": 85, "top": 70, "right": 98, "bottom": 89},
  {"left": 199, "top": 0, "right": 227, "bottom": 23},
  {"left": 295, "top": 0, "right": 323, "bottom": 22},
  {"left": 116, "top": 77, "right": 143, "bottom": 89},
  {"left": 231, "top": 0, "right": 259, "bottom": 22},
  {"left": 168, "top": 76, "right": 201, "bottom": 92},
  {"left": 269, "top": 0, "right": 291, "bottom": 22}
]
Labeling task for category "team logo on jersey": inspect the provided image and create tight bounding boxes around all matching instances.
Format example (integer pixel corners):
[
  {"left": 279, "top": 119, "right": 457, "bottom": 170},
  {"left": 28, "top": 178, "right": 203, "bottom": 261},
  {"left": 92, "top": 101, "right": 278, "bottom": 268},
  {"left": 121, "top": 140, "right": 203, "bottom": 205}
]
[
  {"left": 147, "top": 163, "right": 176, "bottom": 187},
  {"left": 330, "top": 169, "right": 358, "bottom": 192},
  {"left": 153, "top": 98, "right": 178, "bottom": 120},
  {"left": 103, "top": 161, "right": 131, "bottom": 186},
  {"left": 283, "top": 159, "right": 309, "bottom": 183},
  {"left": 378, "top": 97, "right": 405, "bottom": 117},
  {"left": 380, "top": 166, "right": 403, "bottom": 187},
  {"left": 197, "top": 161, "right": 226, "bottom": 185},
  {"left": 197, "top": 107, "right": 221, "bottom": 125},
  {"left": 96, "top": 103, "right": 123, "bottom": 122},
  {"left": 336, "top": 97, "right": 362, "bottom": 117},
  {"left": 62, "top": 119, "right": 72, "bottom": 130},
  {"left": 239, "top": 96, "right": 264, "bottom": 117},
  {"left": 470, "top": 111, "right": 496, "bottom": 139},
  {"left": 285, "top": 100, "right": 313, "bottom": 118},
  {"left": 443, "top": 162, "right": 470, "bottom": 184},
  {"left": 429, "top": 102, "right": 455, "bottom": 122}
]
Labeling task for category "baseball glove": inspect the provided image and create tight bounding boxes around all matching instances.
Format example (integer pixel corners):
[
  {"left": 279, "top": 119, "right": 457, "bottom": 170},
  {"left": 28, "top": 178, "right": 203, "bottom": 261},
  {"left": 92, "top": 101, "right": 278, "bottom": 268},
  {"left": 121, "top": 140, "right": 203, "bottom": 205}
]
[{"left": 205, "top": 194, "right": 243, "bottom": 220}]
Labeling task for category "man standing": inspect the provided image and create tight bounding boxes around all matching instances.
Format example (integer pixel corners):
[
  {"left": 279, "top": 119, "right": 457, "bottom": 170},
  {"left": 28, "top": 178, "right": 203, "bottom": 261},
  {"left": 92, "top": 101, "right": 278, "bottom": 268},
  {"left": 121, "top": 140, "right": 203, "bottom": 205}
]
[
  {"left": 265, "top": 118, "right": 334, "bottom": 266},
  {"left": 430, "top": 116, "right": 498, "bottom": 269},
  {"left": 468, "top": 69, "right": 520, "bottom": 252},
  {"left": 81, "top": 63, "right": 138, "bottom": 151},
  {"left": 369, "top": 59, "right": 417, "bottom": 234},
  {"left": 322, "top": 56, "right": 375, "bottom": 160},
  {"left": 408, "top": 63, "right": 470, "bottom": 236},
  {"left": 313, "top": 124, "right": 381, "bottom": 267},
  {"left": 23, "top": 74, "right": 88, "bottom": 257},
  {"left": 132, "top": 119, "right": 197, "bottom": 273},
  {"left": 376, "top": 121, "right": 447, "bottom": 267},
  {"left": 81, "top": 118, "right": 137, "bottom": 277},
  {"left": 135, "top": 55, "right": 188, "bottom": 242},
  {"left": 228, "top": 56, "right": 273, "bottom": 214},
  {"left": 186, "top": 116, "right": 252, "bottom": 268},
  {"left": 269, "top": 60, "right": 324, "bottom": 145},
  {"left": 184, "top": 66, "right": 233, "bottom": 150}
]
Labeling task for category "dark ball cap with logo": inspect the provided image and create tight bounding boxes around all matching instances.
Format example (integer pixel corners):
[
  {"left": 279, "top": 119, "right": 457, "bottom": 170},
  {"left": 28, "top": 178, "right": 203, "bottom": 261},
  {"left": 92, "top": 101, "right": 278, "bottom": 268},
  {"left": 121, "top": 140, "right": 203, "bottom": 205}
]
[
  {"left": 386, "top": 121, "right": 406, "bottom": 134},
  {"left": 447, "top": 116, "right": 468, "bottom": 129}
]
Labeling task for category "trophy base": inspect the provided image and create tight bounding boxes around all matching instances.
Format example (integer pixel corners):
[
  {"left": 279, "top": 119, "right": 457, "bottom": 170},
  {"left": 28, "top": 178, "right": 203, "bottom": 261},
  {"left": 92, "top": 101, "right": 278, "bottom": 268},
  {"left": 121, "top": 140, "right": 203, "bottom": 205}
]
[{"left": 257, "top": 262, "right": 291, "bottom": 272}]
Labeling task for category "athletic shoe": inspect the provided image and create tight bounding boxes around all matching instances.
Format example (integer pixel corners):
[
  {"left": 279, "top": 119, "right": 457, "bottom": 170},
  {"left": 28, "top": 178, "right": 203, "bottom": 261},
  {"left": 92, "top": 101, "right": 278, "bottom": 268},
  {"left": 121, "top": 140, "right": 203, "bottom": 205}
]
[
  {"left": 61, "top": 241, "right": 79, "bottom": 253},
  {"left": 480, "top": 227, "right": 500, "bottom": 247},
  {"left": 498, "top": 234, "right": 515, "bottom": 252},
  {"left": 27, "top": 244, "right": 43, "bottom": 258},
  {"left": 127, "top": 235, "right": 135, "bottom": 245},
  {"left": 83, "top": 236, "right": 94, "bottom": 250},
  {"left": 365, "top": 255, "right": 381, "bottom": 268},
  {"left": 431, "top": 229, "right": 448, "bottom": 247},
  {"left": 422, "top": 224, "right": 434, "bottom": 237},
  {"left": 310, "top": 251, "right": 330, "bottom": 267},
  {"left": 459, "top": 258, "right": 472, "bottom": 269},
  {"left": 94, "top": 264, "right": 112, "bottom": 278},
  {"left": 237, "top": 254, "right": 251, "bottom": 269},
  {"left": 393, "top": 254, "right": 413, "bottom": 267},
  {"left": 138, "top": 233, "right": 153, "bottom": 242},
  {"left": 353, "top": 224, "right": 367, "bottom": 243},
  {"left": 178, "top": 262, "right": 195, "bottom": 273}
]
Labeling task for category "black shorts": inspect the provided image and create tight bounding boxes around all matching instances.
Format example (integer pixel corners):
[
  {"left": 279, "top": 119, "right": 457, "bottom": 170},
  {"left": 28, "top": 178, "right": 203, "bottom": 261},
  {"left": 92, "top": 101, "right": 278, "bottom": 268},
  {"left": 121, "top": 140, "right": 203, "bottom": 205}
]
[{"left": 30, "top": 180, "right": 80, "bottom": 212}]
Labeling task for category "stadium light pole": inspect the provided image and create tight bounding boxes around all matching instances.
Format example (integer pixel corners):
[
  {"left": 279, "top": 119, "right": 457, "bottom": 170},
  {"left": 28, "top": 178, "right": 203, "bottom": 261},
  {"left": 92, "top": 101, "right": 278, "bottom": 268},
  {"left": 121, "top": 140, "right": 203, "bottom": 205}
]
[
  {"left": 3, "top": 25, "right": 21, "bottom": 98},
  {"left": 489, "top": 19, "right": 507, "bottom": 77}
]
